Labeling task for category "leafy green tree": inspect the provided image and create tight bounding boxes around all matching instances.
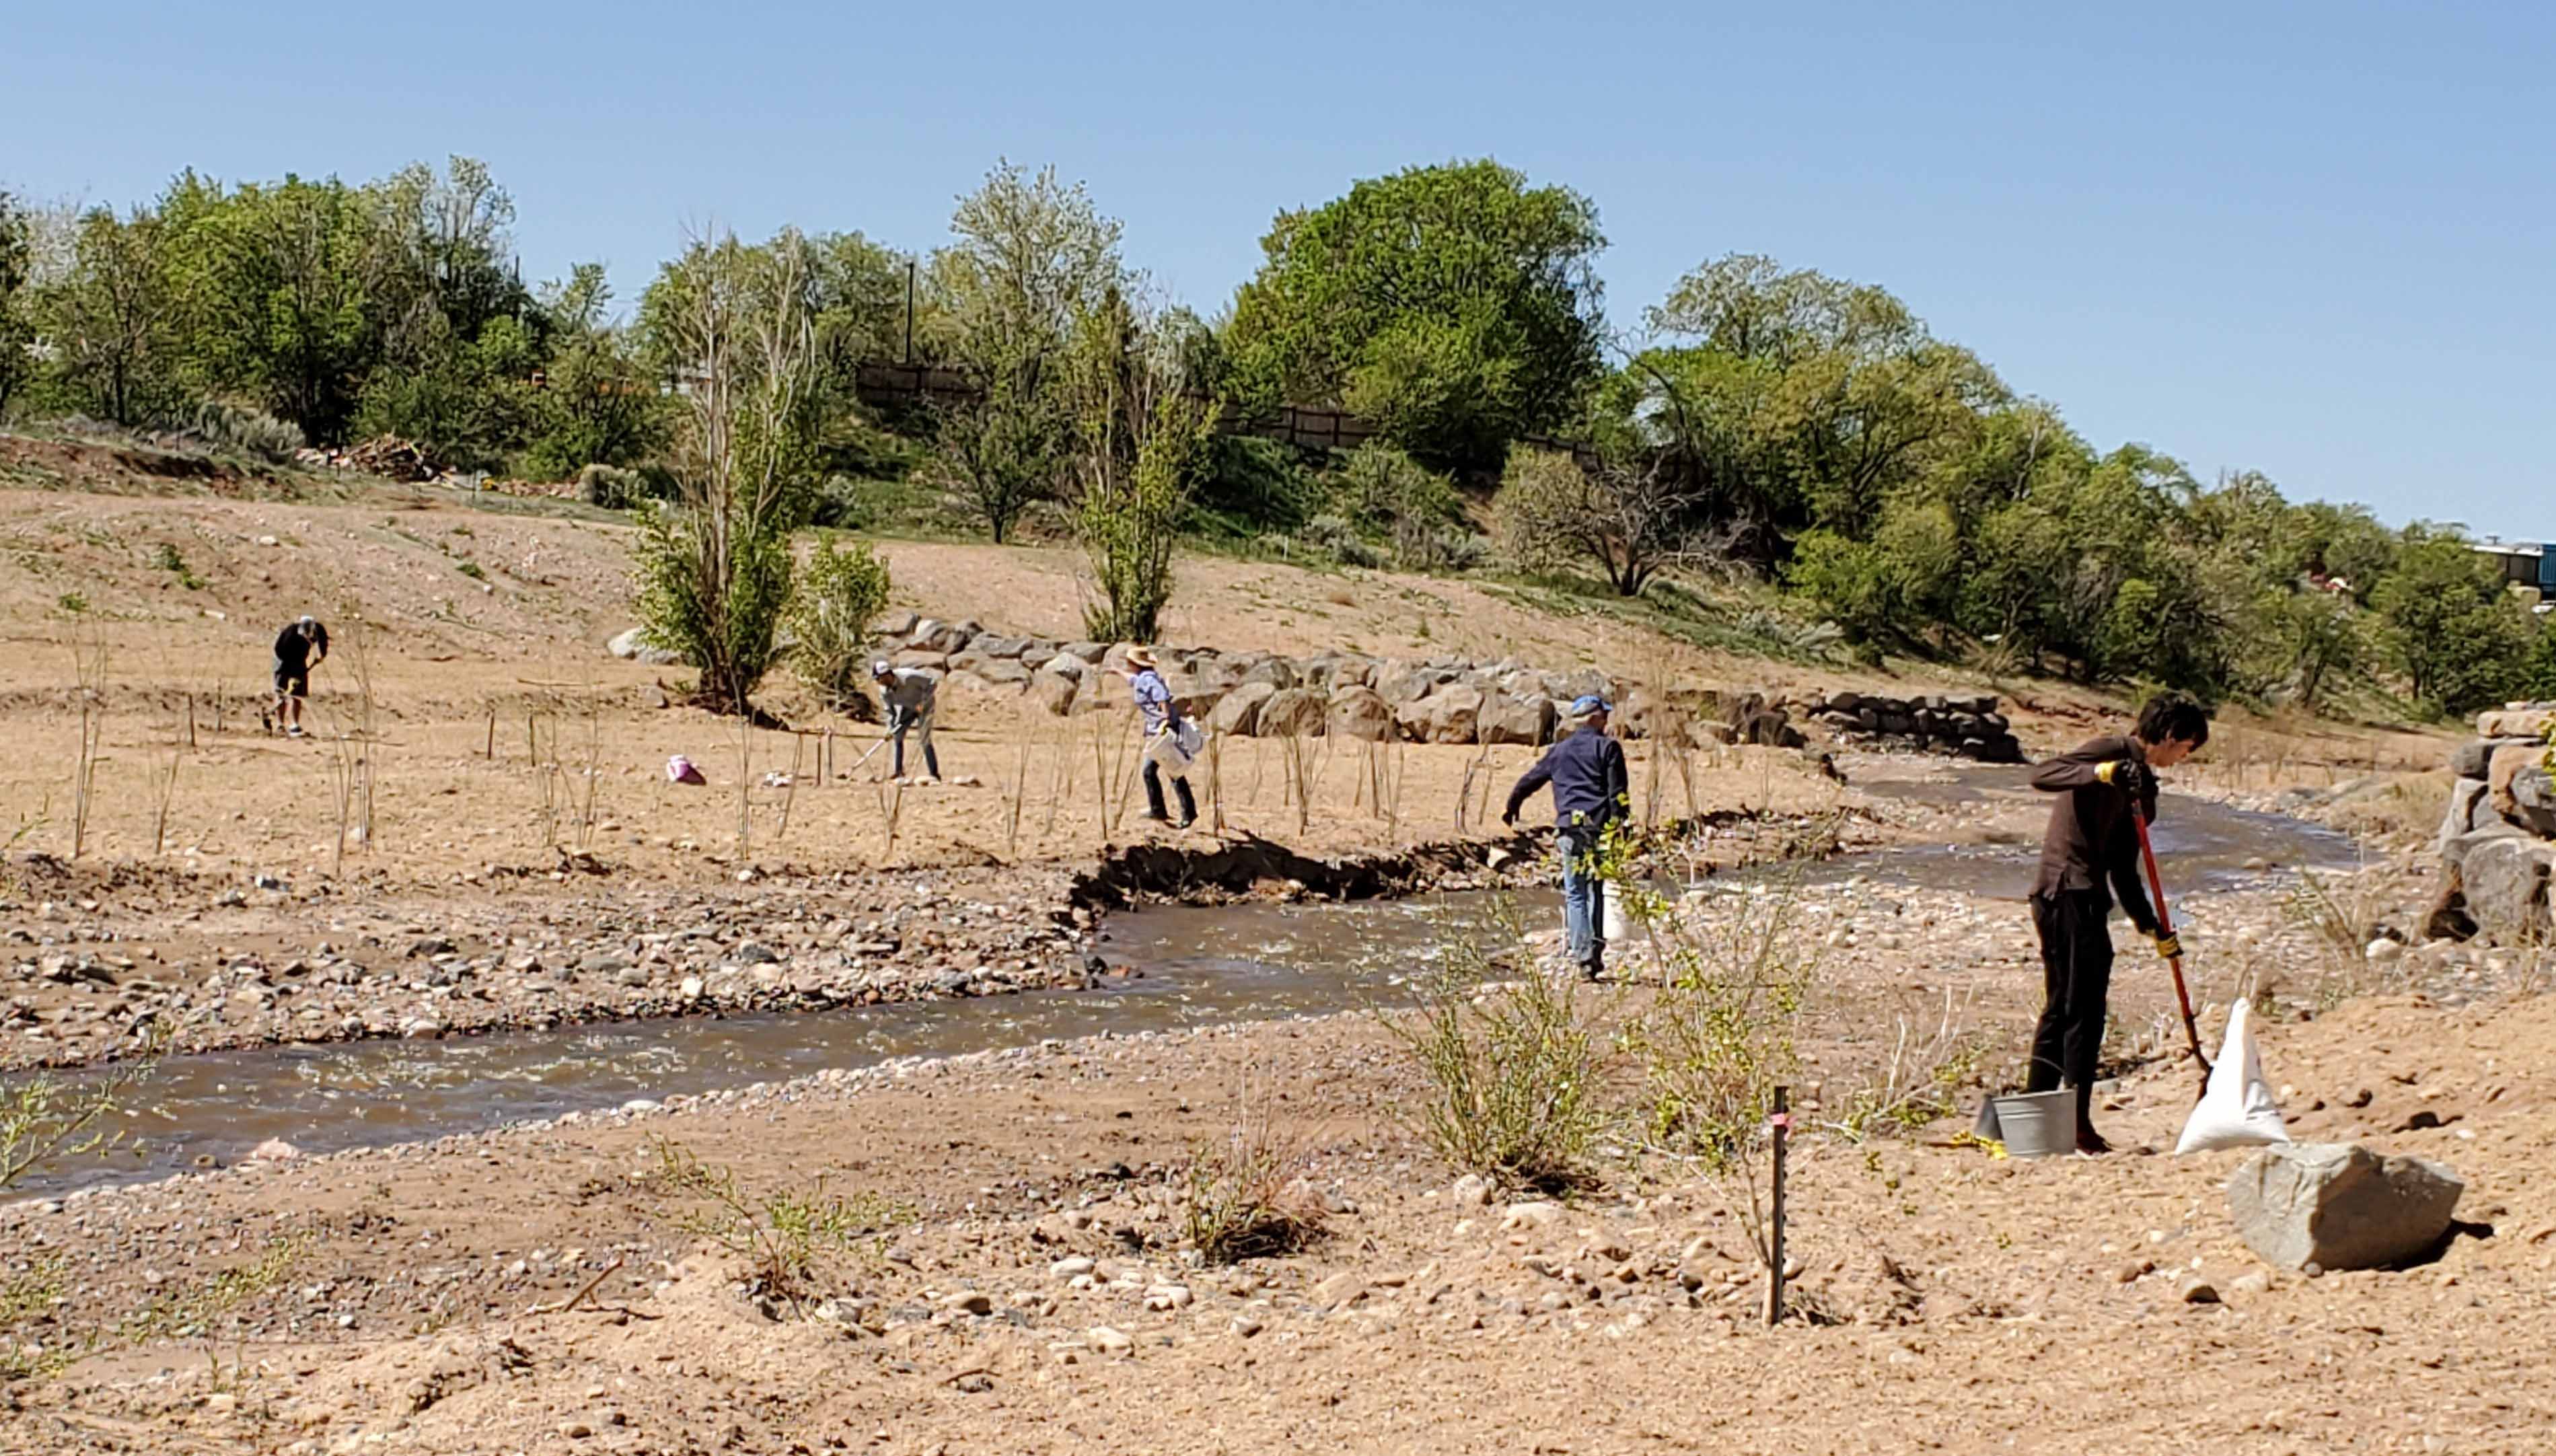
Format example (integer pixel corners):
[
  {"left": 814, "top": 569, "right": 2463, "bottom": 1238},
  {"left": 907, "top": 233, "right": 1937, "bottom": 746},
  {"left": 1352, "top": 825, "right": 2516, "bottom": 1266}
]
[
  {"left": 2522, "top": 620, "right": 2556, "bottom": 701},
  {"left": 520, "top": 264, "right": 669, "bottom": 478},
  {"left": 158, "top": 170, "right": 394, "bottom": 440},
  {"left": 2372, "top": 533, "right": 2534, "bottom": 716},
  {"left": 36, "top": 206, "right": 182, "bottom": 425},
  {"left": 1070, "top": 290, "right": 1212, "bottom": 640},
  {"left": 933, "top": 356, "right": 1067, "bottom": 543},
  {"left": 789, "top": 534, "right": 893, "bottom": 710},
  {"left": 1224, "top": 159, "right": 1605, "bottom": 474},
  {"left": 931, "top": 161, "right": 1124, "bottom": 364},
  {"left": 0, "top": 192, "right": 32, "bottom": 418},
  {"left": 634, "top": 232, "right": 825, "bottom": 713}
]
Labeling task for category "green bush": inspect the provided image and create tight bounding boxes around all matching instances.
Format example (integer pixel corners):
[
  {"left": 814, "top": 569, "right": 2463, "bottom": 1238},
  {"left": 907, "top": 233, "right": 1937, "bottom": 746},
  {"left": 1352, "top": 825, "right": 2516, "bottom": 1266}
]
[
  {"left": 634, "top": 502, "right": 795, "bottom": 704},
  {"left": 1382, "top": 924, "right": 1607, "bottom": 1193},
  {"left": 577, "top": 463, "right": 643, "bottom": 510},
  {"left": 789, "top": 534, "right": 893, "bottom": 710},
  {"left": 190, "top": 400, "right": 305, "bottom": 465},
  {"left": 1190, "top": 435, "right": 1321, "bottom": 536},
  {"left": 1329, "top": 441, "right": 1461, "bottom": 538},
  {"left": 1303, "top": 514, "right": 1380, "bottom": 569}
]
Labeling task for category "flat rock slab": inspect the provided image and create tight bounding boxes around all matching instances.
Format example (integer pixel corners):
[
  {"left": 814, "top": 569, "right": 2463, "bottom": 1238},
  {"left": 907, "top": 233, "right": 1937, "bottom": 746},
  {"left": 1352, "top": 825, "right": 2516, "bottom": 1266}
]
[{"left": 2228, "top": 1142, "right": 2464, "bottom": 1272}]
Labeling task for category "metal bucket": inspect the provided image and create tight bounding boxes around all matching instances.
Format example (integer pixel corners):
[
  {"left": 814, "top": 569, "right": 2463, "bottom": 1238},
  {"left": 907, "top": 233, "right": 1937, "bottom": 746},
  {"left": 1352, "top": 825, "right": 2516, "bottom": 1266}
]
[{"left": 1989, "top": 1089, "right": 2078, "bottom": 1158}]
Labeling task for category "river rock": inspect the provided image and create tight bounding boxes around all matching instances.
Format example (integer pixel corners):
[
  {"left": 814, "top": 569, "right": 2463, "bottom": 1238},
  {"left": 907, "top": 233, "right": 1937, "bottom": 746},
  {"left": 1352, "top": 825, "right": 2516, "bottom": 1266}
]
[
  {"left": 1328, "top": 686, "right": 1395, "bottom": 742},
  {"left": 1478, "top": 692, "right": 1555, "bottom": 747},
  {"left": 2451, "top": 737, "right": 2537, "bottom": 778},
  {"left": 606, "top": 627, "right": 682, "bottom": 666},
  {"left": 1038, "top": 653, "right": 1091, "bottom": 681},
  {"left": 2228, "top": 1142, "right": 2465, "bottom": 1272},
  {"left": 2463, "top": 834, "right": 2554, "bottom": 942},
  {"left": 1058, "top": 640, "right": 1106, "bottom": 664},
  {"left": 972, "top": 634, "right": 1029, "bottom": 661},
  {"left": 2477, "top": 706, "right": 2555, "bottom": 740},
  {"left": 1397, "top": 685, "right": 1484, "bottom": 745},
  {"left": 2439, "top": 778, "right": 2491, "bottom": 850},
  {"left": 1209, "top": 681, "right": 1278, "bottom": 737},
  {"left": 1029, "top": 671, "right": 1079, "bottom": 718},
  {"left": 1256, "top": 688, "right": 1325, "bottom": 739},
  {"left": 1239, "top": 657, "right": 1299, "bottom": 692},
  {"left": 2514, "top": 764, "right": 2556, "bottom": 836},
  {"left": 2487, "top": 742, "right": 2545, "bottom": 817}
]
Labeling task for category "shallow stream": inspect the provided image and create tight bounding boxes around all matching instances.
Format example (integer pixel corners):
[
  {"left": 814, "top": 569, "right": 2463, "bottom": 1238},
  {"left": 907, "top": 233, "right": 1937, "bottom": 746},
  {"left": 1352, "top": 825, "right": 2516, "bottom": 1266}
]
[{"left": 13, "top": 770, "right": 2356, "bottom": 1195}]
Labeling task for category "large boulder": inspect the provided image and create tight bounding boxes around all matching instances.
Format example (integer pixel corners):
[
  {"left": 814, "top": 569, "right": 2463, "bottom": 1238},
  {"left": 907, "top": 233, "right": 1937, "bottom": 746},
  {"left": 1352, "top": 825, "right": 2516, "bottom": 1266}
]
[
  {"left": 2228, "top": 1143, "right": 2465, "bottom": 1272},
  {"left": 1480, "top": 692, "right": 1555, "bottom": 747},
  {"left": 890, "top": 649, "right": 950, "bottom": 672},
  {"left": 1396, "top": 685, "right": 1484, "bottom": 745},
  {"left": 2438, "top": 777, "right": 2490, "bottom": 851},
  {"left": 1037, "top": 653, "right": 1091, "bottom": 682},
  {"left": 2464, "top": 834, "right": 2554, "bottom": 943},
  {"left": 910, "top": 618, "right": 974, "bottom": 655},
  {"left": 2487, "top": 742, "right": 2545, "bottom": 817},
  {"left": 1029, "top": 670, "right": 1079, "bottom": 717},
  {"left": 1239, "top": 657, "right": 1299, "bottom": 692},
  {"left": 1328, "top": 685, "right": 1396, "bottom": 741},
  {"left": 606, "top": 626, "right": 683, "bottom": 667},
  {"left": 971, "top": 634, "right": 1030, "bottom": 661},
  {"left": 2477, "top": 706, "right": 2555, "bottom": 739},
  {"left": 1256, "top": 688, "right": 1326, "bottom": 739},
  {"left": 2514, "top": 764, "right": 2556, "bottom": 837},
  {"left": 1057, "top": 640, "right": 1107, "bottom": 664},
  {"left": 2451, "top": 737, "right": 2540, "bottom": 778},
  {"left": 1209, "top": 681, "right": 1278, "bottom": 737}
]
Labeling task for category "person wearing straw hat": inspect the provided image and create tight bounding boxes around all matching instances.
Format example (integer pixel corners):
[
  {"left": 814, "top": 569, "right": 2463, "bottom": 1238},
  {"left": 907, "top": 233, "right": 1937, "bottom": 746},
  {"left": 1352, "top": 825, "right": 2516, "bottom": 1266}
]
[
  {"left": 1115, "top": 646, "right": 1197, "bottom": 829},
  {"left": 1502, "top": 694, "right": 1628, "bottom": 979}
]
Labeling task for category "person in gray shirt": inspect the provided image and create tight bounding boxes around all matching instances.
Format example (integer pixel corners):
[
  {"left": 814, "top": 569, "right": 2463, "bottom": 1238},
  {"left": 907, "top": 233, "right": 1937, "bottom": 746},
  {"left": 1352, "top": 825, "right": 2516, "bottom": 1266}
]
[{"left": 869, "top": 659, "right": 941, "bottom": 781}]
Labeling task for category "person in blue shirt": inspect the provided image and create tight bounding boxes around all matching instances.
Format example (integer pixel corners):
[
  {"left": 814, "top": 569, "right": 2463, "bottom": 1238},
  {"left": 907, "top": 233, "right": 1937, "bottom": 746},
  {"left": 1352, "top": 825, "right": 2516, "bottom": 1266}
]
[
  {"left": 1117, "top": 646, "right": 1197, "bottom": 829},
  {"left": 1502, "top": 694, "right": 1630, "bottom": 979}
]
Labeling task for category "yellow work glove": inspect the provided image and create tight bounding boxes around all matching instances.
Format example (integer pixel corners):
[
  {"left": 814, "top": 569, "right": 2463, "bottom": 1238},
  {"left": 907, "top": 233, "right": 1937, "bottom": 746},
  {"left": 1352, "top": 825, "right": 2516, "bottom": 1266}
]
[{"left": 2152, "top": 932, "right": 2183, "bottom": 961}]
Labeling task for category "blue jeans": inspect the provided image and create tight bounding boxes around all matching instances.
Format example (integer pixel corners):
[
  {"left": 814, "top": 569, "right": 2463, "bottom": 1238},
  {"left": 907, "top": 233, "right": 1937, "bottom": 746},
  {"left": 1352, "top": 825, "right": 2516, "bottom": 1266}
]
[{"left": 1559, "top": 826, "right": 1605, "bottom": 974}]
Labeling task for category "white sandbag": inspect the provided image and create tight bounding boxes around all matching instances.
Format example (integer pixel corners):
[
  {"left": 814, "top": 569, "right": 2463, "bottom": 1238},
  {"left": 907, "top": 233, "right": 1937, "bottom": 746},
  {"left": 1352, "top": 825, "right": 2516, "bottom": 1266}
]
[
  {"left": 2174, "top": 997, "right": 2293, "bottom": 1155},
  {"left": 1600, "top": 881, "right": 1629, "bottom": 943},
  {"left": 1144, "top": 719, "right": 1206, "bottom": 778}
]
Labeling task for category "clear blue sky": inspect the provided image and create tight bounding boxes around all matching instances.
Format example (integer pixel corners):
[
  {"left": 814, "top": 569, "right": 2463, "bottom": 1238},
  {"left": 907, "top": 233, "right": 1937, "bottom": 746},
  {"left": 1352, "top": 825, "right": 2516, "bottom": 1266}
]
[{"left": 8, "top": 2, "right": 2550, "bottom": 532}]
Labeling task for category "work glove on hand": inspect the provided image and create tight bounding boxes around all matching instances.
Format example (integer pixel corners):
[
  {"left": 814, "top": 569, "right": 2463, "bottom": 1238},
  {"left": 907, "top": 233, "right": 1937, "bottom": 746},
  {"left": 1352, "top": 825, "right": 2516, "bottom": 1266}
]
[
  {"left": 2152, "top": 931, "right": 2183, "bottom": 961},
  {"left": 2096, "top": 758, "right": 2157, "bottom": 802}
]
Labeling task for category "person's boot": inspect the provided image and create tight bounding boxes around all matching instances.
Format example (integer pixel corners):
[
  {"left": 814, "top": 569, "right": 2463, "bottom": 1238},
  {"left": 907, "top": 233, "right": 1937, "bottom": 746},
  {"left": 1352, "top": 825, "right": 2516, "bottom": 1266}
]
[
  {"left": 2072, "top": 1084, "right": 2111, "bottom": 1155},
  {"left": 1173, "top": 779, "right": 1197, "bottom": 830},
  {"left": 1142, "top": 770, "right": 1170, "bottom": 823}
]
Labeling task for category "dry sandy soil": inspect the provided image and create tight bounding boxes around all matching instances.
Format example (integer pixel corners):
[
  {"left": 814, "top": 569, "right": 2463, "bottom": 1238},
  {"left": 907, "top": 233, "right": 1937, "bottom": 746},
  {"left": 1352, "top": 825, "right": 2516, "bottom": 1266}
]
[
  {"left": 0, "top": 440, "right": 2507, "bottom": 1453},
  {"left": 4, "top": 961, "right": 2548, "bottom": 1455}
]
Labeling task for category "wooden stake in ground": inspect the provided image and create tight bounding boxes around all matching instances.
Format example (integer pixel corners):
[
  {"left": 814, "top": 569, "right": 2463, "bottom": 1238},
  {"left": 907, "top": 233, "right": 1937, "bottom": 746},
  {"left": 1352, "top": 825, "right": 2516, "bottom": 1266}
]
[{"left": 1766, "top": 1083, "right": 1790, "bottom": 1327}]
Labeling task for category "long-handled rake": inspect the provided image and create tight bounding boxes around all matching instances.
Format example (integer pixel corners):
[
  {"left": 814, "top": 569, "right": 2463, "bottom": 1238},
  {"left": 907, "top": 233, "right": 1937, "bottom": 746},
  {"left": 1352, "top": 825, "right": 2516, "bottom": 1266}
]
[{"left": 2133, "top": 805, "right": 2213, "bottom": 1097}]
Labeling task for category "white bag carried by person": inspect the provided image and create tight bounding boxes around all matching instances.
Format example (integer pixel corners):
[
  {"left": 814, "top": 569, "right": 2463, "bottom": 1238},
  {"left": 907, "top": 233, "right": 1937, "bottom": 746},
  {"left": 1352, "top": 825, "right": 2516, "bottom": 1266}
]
[
  {"left": 1144, "top": 718, "right": 1206, "bottom": 777},
  {"left": 2173, "top": 996, "right": 2293, "bottom": 1155}
]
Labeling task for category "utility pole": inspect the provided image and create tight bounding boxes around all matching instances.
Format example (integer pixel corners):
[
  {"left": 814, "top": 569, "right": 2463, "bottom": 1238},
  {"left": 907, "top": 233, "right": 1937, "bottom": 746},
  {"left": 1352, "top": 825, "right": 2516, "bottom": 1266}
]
[{"left": 904, "top": 260, "right": 916, "bottom": 365}]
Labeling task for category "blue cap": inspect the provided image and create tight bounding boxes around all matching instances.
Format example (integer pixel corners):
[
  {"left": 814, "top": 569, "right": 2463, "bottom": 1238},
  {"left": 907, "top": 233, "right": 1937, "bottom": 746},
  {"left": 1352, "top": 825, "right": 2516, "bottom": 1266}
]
[{"left": 1570, "top": 694, "right": 1612, "bottom": 719}]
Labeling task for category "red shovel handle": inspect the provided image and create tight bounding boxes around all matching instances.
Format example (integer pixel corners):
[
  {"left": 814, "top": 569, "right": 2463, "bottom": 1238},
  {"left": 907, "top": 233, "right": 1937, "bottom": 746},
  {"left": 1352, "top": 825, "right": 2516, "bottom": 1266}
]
[{"left": 2133, "top": 806, "right": 2212, "bottom": 1083}]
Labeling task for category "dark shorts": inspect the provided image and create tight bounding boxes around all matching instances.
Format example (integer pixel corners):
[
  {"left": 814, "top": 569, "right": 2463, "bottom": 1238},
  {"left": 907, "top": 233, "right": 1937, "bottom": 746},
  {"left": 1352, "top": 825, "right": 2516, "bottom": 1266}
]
[{"left": 274, "top": 660, "right": 309, "bottom": 698}]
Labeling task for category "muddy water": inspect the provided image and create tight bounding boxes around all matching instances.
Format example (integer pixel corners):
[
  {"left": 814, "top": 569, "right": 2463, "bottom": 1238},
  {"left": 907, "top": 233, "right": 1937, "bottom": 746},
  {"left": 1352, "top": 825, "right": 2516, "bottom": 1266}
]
[{"left": 12, "top": 777, "right": 2353, "bottom": 1196}]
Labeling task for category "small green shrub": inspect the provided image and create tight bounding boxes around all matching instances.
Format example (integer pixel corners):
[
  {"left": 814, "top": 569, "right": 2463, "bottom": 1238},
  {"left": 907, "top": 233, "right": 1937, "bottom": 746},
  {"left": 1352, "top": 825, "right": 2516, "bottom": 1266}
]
[
  {"left": 577, "top": 463, "right": 644, "bottom": 510},
  {"left": 1182, "top": 1088, "right": 1329, "bottom": 1264},
  {"left": 456, "top": 560, "right": 486, "bottom": 581},
  {"left": 1329, "top": 441, "right": 1462, "bottom": 539},
  {"left": 1303, "top": 514, "right": 1380, "bottom": 569},
  {"left": 788, "top": 534, "right": 893, "bottom": 710},
  {"left": 1383, "top": 920, "right": 1607, "bottom": 1193},
  {"left": 190, "top": 400, "right": 305, "bottom": 465},
  {"left": 647, "top": 1139, "right": 909, "bottom": 1314}
]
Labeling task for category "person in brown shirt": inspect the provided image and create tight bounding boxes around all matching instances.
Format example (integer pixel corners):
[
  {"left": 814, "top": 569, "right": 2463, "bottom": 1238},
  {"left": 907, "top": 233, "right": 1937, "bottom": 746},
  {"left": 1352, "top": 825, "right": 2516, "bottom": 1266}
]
[{"left": 2022, "top": 693, "right": 2211, "bottom": 1153}]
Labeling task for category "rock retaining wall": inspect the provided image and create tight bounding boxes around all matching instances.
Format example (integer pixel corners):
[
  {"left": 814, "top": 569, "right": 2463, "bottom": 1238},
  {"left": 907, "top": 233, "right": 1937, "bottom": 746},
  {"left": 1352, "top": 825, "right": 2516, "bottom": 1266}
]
[
  {"left": 2432, "top": 702, "right": 2555, "bottom": 944},
  {"left": 1794, "top": 689, "right": 2026, "bottom": 764}
]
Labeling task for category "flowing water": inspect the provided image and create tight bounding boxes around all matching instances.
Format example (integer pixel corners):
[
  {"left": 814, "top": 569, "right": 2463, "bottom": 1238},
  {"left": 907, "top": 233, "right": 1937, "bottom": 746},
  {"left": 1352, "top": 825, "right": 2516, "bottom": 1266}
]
[{"left": 11, "top": 772, "right": 2356, "bottom": 1196}]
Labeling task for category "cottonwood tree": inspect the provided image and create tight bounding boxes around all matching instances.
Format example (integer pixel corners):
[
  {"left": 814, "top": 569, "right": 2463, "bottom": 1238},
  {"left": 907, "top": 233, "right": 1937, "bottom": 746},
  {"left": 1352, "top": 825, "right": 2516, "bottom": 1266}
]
[
  {"left": 1494, "top": 445, "right": 1709, "bottom": 597},
  {"left": 1072, "top": 289, "right": 1214, "bottom": 640},
  {"left": 1224, "top": 159, "right": 1606, "bottom": 475},
  {"left": 37, "top": 206, "right": 182, "bottom": 425},
  {"left": 634, "top": 231, "right": 824, "bottom": 715}
]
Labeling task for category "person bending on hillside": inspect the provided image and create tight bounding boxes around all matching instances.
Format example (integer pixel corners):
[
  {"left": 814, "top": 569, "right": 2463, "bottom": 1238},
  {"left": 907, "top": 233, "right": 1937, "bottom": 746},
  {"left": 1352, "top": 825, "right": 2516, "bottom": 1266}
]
[
  {"left": 870, "top": 659, "right": 941, "bottom": 782},
  {"left": 2022, "top": 692, "right": 2211, "bottom": 1154},
  {"left": 1502, "top": 694, "right": 1630, "bottom": 980},
  {"left": 272, "top": 615, "right": 329, "bottom": 738}
]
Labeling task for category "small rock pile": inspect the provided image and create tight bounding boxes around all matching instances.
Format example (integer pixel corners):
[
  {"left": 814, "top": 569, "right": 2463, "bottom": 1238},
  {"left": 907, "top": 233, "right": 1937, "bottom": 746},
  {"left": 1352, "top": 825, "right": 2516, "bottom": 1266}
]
[
  {"left": 2432, "top": 702, "right": 2555, "bottom": 944},
  {"left": 1794, "top": 689, "right": 2025, "bottom": 764}
]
